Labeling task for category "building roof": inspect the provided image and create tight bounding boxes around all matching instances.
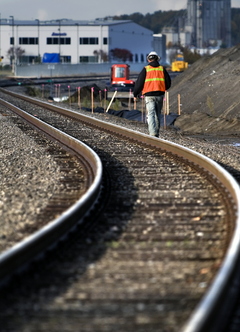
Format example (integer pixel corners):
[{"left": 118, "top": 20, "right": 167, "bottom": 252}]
[{"left": 0, "top": 18, "right": 133, "bottom": 27}]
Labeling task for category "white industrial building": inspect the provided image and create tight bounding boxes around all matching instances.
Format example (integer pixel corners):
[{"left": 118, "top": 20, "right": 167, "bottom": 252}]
[{"left": 0, "top": 18, "right": 154, "bottom": 67}]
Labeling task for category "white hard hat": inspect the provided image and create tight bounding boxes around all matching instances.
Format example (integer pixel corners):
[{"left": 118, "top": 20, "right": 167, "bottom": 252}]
[{"left": 147, "top": 51, "right": 160, "bottom": 61}]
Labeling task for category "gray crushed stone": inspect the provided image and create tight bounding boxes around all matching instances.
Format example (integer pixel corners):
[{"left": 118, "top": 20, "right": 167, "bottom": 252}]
[
  {"left": 0, "top": 113, "right": 62, "bottom": 251},
  {"left": 1, "top": 98, "right": 240, "bottom": 255}
]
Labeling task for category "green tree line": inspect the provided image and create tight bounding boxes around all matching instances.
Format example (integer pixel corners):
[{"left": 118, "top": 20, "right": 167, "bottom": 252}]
[
  {"left": 231, "top": 8, "right": 240, "bottom": 45},
  {"left": 111, "top": 8, "right": 240, "bottom": 46}
]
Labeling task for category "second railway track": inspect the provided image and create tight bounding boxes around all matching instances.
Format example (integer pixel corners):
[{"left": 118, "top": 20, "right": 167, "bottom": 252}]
[{"left": 0, "top": 88, "right": 240, "bottom": 332}]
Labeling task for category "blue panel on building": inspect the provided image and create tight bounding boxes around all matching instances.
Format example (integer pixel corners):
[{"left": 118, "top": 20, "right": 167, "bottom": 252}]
[{"left": 42, "top": 53, "right": 60, "bottom": 63}]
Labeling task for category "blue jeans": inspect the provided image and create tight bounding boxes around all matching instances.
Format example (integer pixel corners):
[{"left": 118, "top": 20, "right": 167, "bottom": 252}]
[{"left": 145, "top": 96, "right": 164, "bottom": 137}]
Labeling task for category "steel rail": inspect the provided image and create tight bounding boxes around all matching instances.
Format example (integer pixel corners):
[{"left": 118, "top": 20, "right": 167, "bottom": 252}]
[
  {"left": 0, "top": 98, "right": 103, "bottom": 285},
  {"left": 1, "top": 89, "right": 240, "bottom": 331},
  {"left": 8, "top": 90, "right": 238, "bottom": 201}
]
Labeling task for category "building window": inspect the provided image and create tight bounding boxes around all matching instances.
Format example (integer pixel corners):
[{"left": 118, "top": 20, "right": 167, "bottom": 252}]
[
  {"left": 10, "top": 37, "right": 15, "bottom": 45},
  {"left": 19, "top": 37, "right": 38, "bottom": 45},
  {"left": 79, "top": 37, "right": 98, "bottom": 45},
  {"left": 63, "top": 38, "right": 71, "bottom": 45},
  {"left": 79, "top": 55, "right": 98, "bottom": 63},
  {"left": 103, "top": 37, "right": 108, "bottom": 45},
  {"left": 47, "top": 37, "right": 71, "bottom": 45},
  {"left": 61, "top": 55, "right": 71, "bottom": 63},
  {"left": 80, "top": 56, "right": 88, "bottom": 62},
  {"left": 19, "top": 55, "right": 39, "bottom": 64}
]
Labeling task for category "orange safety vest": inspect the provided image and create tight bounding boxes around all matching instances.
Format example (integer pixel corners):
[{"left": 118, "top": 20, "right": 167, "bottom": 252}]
[{"left": 142, "top": 65, "right": 166, "bottom": 95}]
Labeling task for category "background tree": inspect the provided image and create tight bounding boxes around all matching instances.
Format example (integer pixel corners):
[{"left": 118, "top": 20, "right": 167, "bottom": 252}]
[
  {"left": 112, "top": 8, "right": 240, "bottom": 46},
  {"left": 231, "top": 8, "right": 240, "bottom": 46},
  {"left": 112, "top": 10, "right": 186, "bottom": 34},
  {"left": 110, "top": 48, "right": 133, "bottom": 62},
  {"left": 181, "top": 47, "right": 202, "bottom": 64},
  {"left": 7, "top": 46, "right": 25, "bottom": 65},
  {"left": 93, "top": 49, "right": 108, "bottom": 62}
]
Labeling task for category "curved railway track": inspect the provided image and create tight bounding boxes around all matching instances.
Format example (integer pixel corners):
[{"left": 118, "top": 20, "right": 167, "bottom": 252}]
[
  {"left": 0, "top": 89, "right": 240, "bottom": 332},
  {"left": 0, "top": 97, "right": 102, "bottom": 285}
]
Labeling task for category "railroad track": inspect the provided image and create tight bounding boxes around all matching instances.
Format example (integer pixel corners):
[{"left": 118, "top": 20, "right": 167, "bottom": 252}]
[
  {"left": 0, "top": 89, "right": 239, "bottom": 332},
  {"left": 0, "top": 96, "right": 103, "bottom": 284}
]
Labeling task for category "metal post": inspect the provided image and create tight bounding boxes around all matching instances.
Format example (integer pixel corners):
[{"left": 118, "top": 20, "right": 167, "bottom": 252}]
[
  {"left": 10, "top": 16, "right": 14, "bottom": 74},
  {"left": 58, "top": 20, "right": 61, "bottom": 55},
  {"left": 99, "top": 25, "right": 102, "bottom": 63},
  {"left": 50, "top": 68, "right": 53, "bottom": 96},
  {"left": 76, "top": 23, "right": 79, "bottom": 63},
  {"left": 56, "top": 19, "right": 61, "bottom": 57},
  {"left": 0, "top": 13, "right": 1, "bottom": 61},
  {"left": 35, "top": 19, "right": 40, "bottom": 59},
  {"left": 178, "top": 94, "right": 182, "bottom": 115},
  {"left": 48, "top": 65, "right": 55, "bottom": 99}
]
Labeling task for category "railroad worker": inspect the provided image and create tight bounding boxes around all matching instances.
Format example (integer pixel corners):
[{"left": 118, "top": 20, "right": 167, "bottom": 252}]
[{"left": 133, "top": 51, "right": 171, "bottom": 137}]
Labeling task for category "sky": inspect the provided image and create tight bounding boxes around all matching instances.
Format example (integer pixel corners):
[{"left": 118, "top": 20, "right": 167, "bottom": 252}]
[{"left": 1, "top": 0, "right": 240, "bottom": 21}]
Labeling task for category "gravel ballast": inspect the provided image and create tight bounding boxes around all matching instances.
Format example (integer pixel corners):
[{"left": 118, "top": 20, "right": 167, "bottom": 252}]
[
  {"left": 1, "top": 92, "right": 240, "bottom": 253},
  {"left": 0, "top": 112, "right": 62, "bottom": 252},
  {"left": 0, "top": 91, "right": 240, "bottom": 332}
]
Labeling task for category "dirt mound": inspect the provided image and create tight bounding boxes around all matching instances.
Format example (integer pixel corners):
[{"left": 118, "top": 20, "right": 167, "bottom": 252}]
[{"left": 169, "top": 45, "right": 240, "bottom": 136}]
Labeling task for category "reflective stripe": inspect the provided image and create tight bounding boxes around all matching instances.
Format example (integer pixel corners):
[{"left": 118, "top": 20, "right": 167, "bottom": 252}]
[
  {"left": 145, "top": 78, "right": 165, "bottom": 82},
  {"left": 146, "top": 67, "right": 164, "bottom": 72}
]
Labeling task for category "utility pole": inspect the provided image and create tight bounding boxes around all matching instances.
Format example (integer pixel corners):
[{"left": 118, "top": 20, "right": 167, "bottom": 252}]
[
  {"left": 35, "top": 19, "right": 40, "bottom": 60},
  {"left": 0, "top": 13, "right": 1, "bottom": 60},
  {"left": 56, "top": 19, "right": 62, "bottom": 58},
  {"left": 9, "top": 16, "right": 14, "bottom": 74}
]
